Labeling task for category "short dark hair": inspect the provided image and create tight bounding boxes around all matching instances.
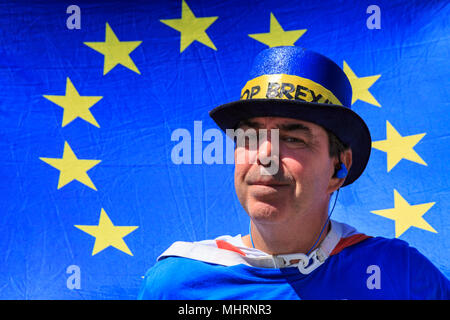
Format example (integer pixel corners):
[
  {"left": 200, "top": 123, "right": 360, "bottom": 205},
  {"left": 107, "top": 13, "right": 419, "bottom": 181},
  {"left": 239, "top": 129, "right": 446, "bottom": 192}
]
[{"left": 326, "top": 129, "right": 350, "bottom": 159}]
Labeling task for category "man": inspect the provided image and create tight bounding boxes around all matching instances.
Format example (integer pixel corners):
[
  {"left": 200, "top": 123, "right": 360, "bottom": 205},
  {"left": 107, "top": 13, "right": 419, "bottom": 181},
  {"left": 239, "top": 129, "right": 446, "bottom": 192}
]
[{"left": 138, "top": 46, "right": 449, "bottom": 299}]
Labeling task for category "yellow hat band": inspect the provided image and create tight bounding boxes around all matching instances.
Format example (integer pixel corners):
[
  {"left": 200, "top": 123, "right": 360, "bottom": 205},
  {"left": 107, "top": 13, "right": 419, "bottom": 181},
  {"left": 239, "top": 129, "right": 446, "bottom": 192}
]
[{"left": 240, "top": 74, "right": 343, "bottom": 106}]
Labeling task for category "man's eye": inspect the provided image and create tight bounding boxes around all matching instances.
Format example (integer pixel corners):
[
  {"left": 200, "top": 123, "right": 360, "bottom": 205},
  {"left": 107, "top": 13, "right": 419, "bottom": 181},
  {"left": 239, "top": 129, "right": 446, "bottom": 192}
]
[{"left": 282, "top": 136, "right": 305, "bottom": 143}]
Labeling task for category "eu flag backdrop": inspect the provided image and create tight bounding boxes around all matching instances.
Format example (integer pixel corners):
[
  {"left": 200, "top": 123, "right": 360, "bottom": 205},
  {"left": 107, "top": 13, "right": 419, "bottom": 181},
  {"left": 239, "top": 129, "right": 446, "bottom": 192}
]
[{"left": 0, "top": 0, "right": 448, "bottom": 299}]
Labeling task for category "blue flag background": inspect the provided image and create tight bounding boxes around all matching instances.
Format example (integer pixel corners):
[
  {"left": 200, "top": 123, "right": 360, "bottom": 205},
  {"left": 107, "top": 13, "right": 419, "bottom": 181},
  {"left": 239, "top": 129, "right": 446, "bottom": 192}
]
[{"left": 0, "top": 0, "right": 448, "bottom": 299}]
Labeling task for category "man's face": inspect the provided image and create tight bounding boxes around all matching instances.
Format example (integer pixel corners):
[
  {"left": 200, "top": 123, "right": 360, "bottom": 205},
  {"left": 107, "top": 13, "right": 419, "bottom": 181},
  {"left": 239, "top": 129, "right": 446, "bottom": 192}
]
[{"left": 234, "top": 116, "right": 337, "bottom": 225}]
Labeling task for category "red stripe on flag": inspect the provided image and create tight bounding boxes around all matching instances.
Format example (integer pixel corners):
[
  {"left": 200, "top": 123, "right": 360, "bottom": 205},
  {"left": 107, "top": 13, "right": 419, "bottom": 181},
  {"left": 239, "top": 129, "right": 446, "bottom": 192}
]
[
  {"left": 330, "top": 234, "right": 371, "bottom": 256},
  {"left": 216, "top": 240, "right": 246, "bottom": 256}
]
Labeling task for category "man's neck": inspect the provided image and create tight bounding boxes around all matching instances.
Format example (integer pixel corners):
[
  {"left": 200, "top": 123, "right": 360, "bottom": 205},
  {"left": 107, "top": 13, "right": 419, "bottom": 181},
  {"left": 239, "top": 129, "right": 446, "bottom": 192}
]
[{"left": 242, "top": 212, "right": 331, "bottom": 255}]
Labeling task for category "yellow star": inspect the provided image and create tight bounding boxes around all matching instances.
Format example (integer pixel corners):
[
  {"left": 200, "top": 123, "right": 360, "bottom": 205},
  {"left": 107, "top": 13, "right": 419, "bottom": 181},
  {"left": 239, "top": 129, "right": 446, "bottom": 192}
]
[
  {"left": 248, "top": 12, "right": 307, "bottom": 47},
  {"left": 343, "top": 61, "right": 381, "bottom": 107},
  {"left": 371, "top": 189, "right": 436, "bottom": 238},
  {"left": 372, "top": 120, "right": 427, "bottom": 172},
  {"left": 160, "top": 0, "right": 218, "bottom": 53},
  {"left": 43, "top": 78, "right": 102, "bottom": 128},
  {"left": 84, "top": 22, "right": 142, "bottom": 75},
  {"left": 39, "top": 141, "right": 101, "bottom": 190},
  {"left": 75, "top": 208, "right": 138, "bottom": 256}
]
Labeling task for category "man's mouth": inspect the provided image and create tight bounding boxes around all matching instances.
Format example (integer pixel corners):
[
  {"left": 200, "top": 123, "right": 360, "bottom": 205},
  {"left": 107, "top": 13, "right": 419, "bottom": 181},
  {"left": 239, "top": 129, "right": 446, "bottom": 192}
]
[{"left": 249, "top": 181, "right": 290, "bottom": 187}]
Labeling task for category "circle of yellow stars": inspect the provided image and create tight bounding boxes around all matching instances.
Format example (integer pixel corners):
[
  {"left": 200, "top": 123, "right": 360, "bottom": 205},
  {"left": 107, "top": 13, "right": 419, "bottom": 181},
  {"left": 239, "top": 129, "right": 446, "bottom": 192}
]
[{"left": 39, "top": 0, "right": 437, "bottom": 258}]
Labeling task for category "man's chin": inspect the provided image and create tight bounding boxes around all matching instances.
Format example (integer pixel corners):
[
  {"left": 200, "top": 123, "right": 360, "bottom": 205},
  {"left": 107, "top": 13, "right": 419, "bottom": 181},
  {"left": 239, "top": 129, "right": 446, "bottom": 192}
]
[{"left": 247, "top": 200, "right": 286, "bottom": 223}]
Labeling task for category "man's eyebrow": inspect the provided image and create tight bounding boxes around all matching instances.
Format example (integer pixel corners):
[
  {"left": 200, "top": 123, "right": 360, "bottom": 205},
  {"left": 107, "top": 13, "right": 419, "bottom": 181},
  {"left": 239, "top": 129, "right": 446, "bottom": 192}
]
[
  {"left": 236, "top": 119, "right": 262, "bottom": 129},
  {"left": 278, "top": 123, "right": 313, "bottom": 136},
  {"left": 236, "top": 120, "right": 314, "bottom": 138}
]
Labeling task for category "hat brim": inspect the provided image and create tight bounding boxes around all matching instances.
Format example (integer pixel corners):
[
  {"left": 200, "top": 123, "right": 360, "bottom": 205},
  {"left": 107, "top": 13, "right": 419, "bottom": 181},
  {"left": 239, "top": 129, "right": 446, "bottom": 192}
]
[{"left": 209, "top": 99, "right": 371, "bottom": 186}]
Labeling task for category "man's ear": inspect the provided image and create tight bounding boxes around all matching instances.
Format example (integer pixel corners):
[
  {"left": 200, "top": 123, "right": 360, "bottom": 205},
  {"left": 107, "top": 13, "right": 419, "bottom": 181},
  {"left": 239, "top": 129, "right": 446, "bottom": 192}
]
[{"left": 327, "top": 148, "right": 352, "bottom": 194}]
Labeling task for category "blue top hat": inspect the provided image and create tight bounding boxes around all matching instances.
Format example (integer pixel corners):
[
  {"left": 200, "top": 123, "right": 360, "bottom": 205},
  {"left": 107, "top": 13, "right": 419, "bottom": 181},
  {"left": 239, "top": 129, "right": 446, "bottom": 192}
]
[{"left": 209, "top": 46, "right": 371, "bottom": 186}]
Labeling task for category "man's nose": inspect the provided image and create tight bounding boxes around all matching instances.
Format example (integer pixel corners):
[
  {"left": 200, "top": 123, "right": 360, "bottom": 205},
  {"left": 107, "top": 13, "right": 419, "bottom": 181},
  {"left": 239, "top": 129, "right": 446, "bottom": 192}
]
[
  {"left": 256, "top": 129, "right": 279, "bottom": 167},
  {"left": 257, "top": 138, "right": 272, "bottom": 166}
]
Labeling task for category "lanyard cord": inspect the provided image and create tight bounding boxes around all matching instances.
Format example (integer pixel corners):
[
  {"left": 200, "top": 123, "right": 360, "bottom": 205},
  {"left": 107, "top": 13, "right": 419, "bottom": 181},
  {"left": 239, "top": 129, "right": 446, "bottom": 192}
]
[
  {"left": 305, "top": 188, "right": 339, "bottom": 255},
  {"left": 249, "top": 220, "right": 255, "bottom": 248},
  {"left": 248, "top": 189, "right": 340, "bottom": 253}
]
